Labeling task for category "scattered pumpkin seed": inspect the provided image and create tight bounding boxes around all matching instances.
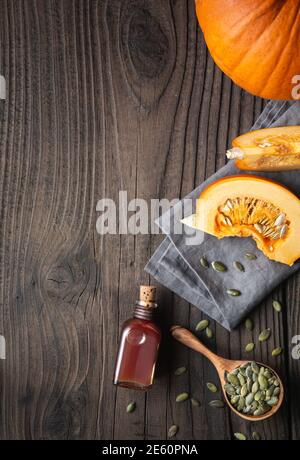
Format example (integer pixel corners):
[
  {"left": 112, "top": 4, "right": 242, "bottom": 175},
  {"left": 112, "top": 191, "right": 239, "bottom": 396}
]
[
  {"left": 272, "top": 347, "right": 283, "bottom": 357},
  {"left": 245, "top": 318, "right": 254, "bottom": 331},
  {"left": 168, "top": 425, "right": 178, "bottom": 438},
  {"left": 200, "top": 257, "right": 209, "bottom": 268},
  {"left": 245, "top": 342, "right": 255, "bottom": 353},
  {"left": 234, "top": 432, "right": 247, "bottom": 440},
  {"left": 259, "top": 328, "right": 271, "bottom": 342},
  {"left": 252, "top": 431, "right": 261, "bottom": 440},
  {"left": 272, "top": 300, "right": 282, "bottom": 313},
  {"left": 212, "top": 261, "right": 227, "bottom": 272},
  {"left": 209, "top": 399, "right": 224, "bottom": 408},
  {"left": 245, "top": 253, "right": 257, "bottom": 260},
  {"left": 176, "top": 392, "right": 189, "bottom": 403},
  {"left": 227, "top": 289, "right": 241, "bottom": 297},
  {"left": 126, "top": 402, "right": 136, "bottom": 413},
  {"left": 233, "top": 261, "right": 245, "bottom": 272},
  {"left": 174, "top": 366, "right": 187, "bottom": 376},
  {"left": 195, "top": 319, "right": 209, "bottom": 331},
  {"left": 191, "top": 398, "right": 200, "bottom": 407},
  {"left": 206, "top": 327, "right": 213, "bottom": 338},
  {"left": 206, "top": 382, "right": 218, "bottom": 393}
]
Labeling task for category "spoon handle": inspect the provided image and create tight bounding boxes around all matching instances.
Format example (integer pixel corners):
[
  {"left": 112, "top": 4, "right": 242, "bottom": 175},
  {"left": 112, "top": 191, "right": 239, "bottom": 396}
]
[{"left": 171, "top": 325, "right": 225, "bottom": 369}]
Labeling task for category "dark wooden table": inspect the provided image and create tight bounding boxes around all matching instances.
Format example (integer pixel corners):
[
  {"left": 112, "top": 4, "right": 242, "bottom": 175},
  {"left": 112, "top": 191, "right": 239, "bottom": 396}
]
[{"left": 0, "top": 0, "right": 299, "bottom": 440}]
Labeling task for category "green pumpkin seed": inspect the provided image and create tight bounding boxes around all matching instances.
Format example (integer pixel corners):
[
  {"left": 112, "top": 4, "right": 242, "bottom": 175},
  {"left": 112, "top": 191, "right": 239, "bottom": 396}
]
[
  {"left": 267, "top": 396, "right": 279, "bottom": 406},
  {"left": 273, "top": 387, "right": 280, "bottom": 397},
  {"left": 245, "top": 393, "right": 254, "bottom": 405},
  {"left": 234, "top": 432, "right": 247, "bottom": 440},
  {"left": 126, "top": 402, "right": 136, "bottom": 413},
  {"left": 254, "top": 391, "right": 262, "bottom": 401},
  {"left": 200, "top": 257, "right": 209, "bottom": 268},
  {"left": 191, "top": 398, "right": 201, "bottom": 407},
  {"left": 245, "top": 253, "right": 257, "bottom": 260},
  {"left": 237, "top": 373, "right": 245, "bottom": 385},
  {"left": 212, "top": 261, "right": 227, "bottom": 272},
  {"left": 254, "top": 407, "right": 264, "bottom": 416},
  {"left": 168, "top": 425, "right": 178, "bottom": 438},
  {"left": 272, "top": 347, "right": 283, "bottom": 357},
  {"left": 258, "top": 374, "right": 268, "bottom": 390},
  {"left": 252, "top": 431, "right": 261, "bottom": 440},
  {"left": 272, "top": 300, "right": 282, "bottom": 313},
  {"left": 227, "top": 289, "right": 241, "bottom": 297},
  {"left": 245, "top": 318, "right": 254, "bottom": 331},
  {"left": 209, "top": 399, "right": 225, "bottom": 408},
  {"left": 224, "top": 383, "right": 236, "bottom": 396},
  {"left": 234, "top": 261, "right": 245, "bottom": 272},
  {"left": 176, "top": 392, "right": 189, "bottom": 403},
  {"left": 237, "top": 396, "right": 245, "bottom": 411},
  {"left": 259, "top": 328, "right": 271, "bottom": 342},
  {"left": 174, "top": 366, "right": 187, "bottom": 376},
  {"left": 241, "top": 384, "right": 248, "bottom": 397},
  {"left": 231, "top": 395, "right": 240, "bottom": 405},
  {"left": 245, "top": 342, "right": 255, "bottom": 352},
  {"left": 207, "top": 382, "right": 218, "bottom": 393},
  {"left": 206, "top": 327, "right": 213, "bottom": 339},
  {"left": 195, "top": 319, "right": 209, "bottom": 331},
  {"left": 251, "top": 361, "right": 259, "bottom": 374},
  {"left": 252, "top": 381, "right": 259, "bottom": 394},
  {"left": 227, "top": 373, "right": 239, "bottom": 386}
]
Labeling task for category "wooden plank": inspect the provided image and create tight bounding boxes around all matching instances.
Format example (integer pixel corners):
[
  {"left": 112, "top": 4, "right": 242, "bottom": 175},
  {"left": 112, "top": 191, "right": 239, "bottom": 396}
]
[{"left": 0, "top": 0, "right": 295, "bottom": 440}]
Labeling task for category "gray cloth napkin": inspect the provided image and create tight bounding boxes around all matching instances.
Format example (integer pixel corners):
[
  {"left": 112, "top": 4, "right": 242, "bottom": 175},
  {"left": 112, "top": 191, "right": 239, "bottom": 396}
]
[{"left": 145, "top": 100, "right": 300, "bottom": 330}]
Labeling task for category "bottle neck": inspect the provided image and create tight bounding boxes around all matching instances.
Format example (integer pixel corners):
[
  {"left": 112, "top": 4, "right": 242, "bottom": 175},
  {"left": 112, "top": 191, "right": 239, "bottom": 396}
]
[{"left": 133, "top": 301, "right": 157, "bottom": 320}]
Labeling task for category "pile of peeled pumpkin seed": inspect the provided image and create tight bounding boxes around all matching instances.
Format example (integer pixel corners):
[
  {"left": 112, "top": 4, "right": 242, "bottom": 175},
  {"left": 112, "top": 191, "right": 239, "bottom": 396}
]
[{"left": 224, "top": 361, "right": 280, "bottom": 417}]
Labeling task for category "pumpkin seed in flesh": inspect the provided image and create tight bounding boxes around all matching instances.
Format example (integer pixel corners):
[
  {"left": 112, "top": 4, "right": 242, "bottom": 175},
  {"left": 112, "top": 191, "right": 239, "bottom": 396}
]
[
  {"left": 272, "top": 300, "right": 282, "bottom": 312},
  {"left": 209, "top": 400, "right": 224, "bottom": 408},
  {"left": 206, "top": 382, "right": 218, "bottom": 393},
  {"left": 200, "top": 257, "right": 209, "bottom": 268},
  {"left": 227, "top": 289, "right": 241, "bottom": 297},
  {"left": 234, "top": 432, "right": 247, "bottom": 441},
  {"left": 245, "top": 253, "right": 257, "bottom": 260},
  {"left": 259, "top": 328, "right": 271, "bottom": 342},
  {"left": 176, "top": 392, "right": 189, "bottom": 403},
  {"left": 245, "top": 318, "right": 254, "bottom": 331},
  {"left": 168, "top": 425, "right": 178, "bottom": 438},
  {"left": 272, "top": 347, "right": 283, "bottom": 357},
  {"left": 195, "top": 319, "right": 209, "bottom": 331},
  {"left": 174, "top": 366, "right": 187, "bottom": 376},
  {"left": 245, "top": 342, "right": 255, "bottom": 352},
  {"left": 126, "top": 402, "right": 136, "bottom": 413},
  {"left": 234, "top": 261, "right": 245, "bottom": 272},
  {"left": 212, "top": 261, "right": 227, "bottom": 272}
]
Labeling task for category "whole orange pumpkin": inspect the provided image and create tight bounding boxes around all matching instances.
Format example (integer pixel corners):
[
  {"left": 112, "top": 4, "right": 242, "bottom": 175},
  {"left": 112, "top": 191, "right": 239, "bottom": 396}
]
[{"left": 195, "top": 0, "right": 300, "bottom": 100}]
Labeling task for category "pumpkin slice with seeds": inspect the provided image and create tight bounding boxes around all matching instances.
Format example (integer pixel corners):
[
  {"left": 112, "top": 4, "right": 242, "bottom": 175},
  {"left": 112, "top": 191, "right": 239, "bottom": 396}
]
[
  {"left": 182, "top": 175, "right": 300, "bottom": 266},
  {"left": 227, "top": 126, "right": 300, "bottom": 171}
]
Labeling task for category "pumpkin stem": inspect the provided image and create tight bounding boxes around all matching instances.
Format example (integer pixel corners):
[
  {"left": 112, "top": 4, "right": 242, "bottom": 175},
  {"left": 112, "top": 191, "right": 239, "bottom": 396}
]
[{"left": 226, "top": 147, "right": 244, "bottom": 160}]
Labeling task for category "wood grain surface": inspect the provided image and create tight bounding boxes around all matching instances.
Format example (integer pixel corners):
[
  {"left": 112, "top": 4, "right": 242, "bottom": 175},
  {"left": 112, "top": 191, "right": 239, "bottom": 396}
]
[{"left": 0, "top": 0, "right": 299, "bottom": 440}]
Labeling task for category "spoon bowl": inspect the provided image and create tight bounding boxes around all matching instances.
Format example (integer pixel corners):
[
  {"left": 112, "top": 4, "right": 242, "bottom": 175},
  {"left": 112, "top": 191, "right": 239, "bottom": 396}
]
[{"left": 171, "top": 325, "right": 284, "bottom": 421}]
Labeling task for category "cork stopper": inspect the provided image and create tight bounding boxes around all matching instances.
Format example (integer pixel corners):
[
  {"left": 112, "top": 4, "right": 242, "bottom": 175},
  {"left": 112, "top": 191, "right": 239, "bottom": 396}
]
[{"left": 139, "top": 285, "right": 156, "bottom": 306}]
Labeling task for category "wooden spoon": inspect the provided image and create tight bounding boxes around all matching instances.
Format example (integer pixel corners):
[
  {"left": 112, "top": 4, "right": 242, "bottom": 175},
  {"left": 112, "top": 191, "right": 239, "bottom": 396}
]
[{"left": 171, "top": 325, "right": 284, "bottom": 421}]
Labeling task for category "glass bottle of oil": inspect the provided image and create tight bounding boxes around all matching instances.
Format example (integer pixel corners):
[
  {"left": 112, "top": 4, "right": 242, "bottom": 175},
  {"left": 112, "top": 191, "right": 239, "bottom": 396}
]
[{"left": 114, "top": 286, "right": 161, "bottom": 390}]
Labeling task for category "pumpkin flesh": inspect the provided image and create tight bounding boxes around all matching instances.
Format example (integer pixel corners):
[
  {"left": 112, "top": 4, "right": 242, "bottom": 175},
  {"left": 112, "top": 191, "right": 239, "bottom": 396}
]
[
  {"left": 227, "top": 126, "right": 300, "bottom": 171},
  {"left": 192, "top": 176, "right": 300, "bottom": 266}
]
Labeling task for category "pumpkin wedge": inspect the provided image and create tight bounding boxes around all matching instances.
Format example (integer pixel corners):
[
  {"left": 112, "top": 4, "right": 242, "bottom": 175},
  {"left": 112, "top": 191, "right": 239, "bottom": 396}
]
[
  {"left": 227, "top": 126, "right": 300, "bottom": 171},
  {"left": 182, "top": 175, "right": 300, "bottom": 266}
]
